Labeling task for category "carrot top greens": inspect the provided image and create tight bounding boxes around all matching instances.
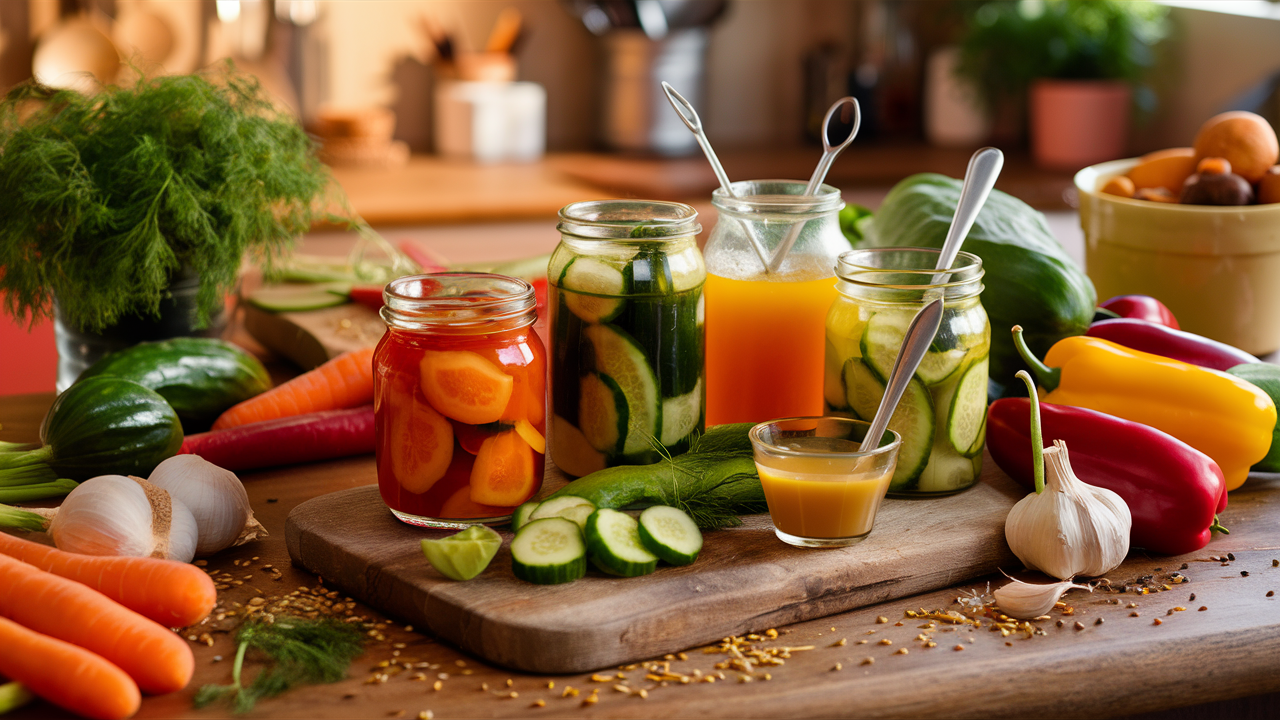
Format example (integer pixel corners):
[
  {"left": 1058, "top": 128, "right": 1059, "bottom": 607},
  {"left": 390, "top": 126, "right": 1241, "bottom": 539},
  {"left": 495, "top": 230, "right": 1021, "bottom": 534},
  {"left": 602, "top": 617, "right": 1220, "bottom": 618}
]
[{"left": 0, "top": 66, "right": 333, "bottom": 332}]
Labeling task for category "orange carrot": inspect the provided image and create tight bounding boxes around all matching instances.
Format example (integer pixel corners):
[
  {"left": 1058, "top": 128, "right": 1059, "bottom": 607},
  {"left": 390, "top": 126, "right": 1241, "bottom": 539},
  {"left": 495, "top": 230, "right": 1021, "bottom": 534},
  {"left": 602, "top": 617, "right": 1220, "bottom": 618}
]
[
  {"left": 212, "top": 346, "right": 375, "bottom": 430},
  {"left": 0, "top": 554, "right": 194, "bottom": 695},
  {"left": 0, "top": 616, "right": 141, "bottom": 720},
  {"left": 0, "top": 532, "right": 216, "bottom": 627}
]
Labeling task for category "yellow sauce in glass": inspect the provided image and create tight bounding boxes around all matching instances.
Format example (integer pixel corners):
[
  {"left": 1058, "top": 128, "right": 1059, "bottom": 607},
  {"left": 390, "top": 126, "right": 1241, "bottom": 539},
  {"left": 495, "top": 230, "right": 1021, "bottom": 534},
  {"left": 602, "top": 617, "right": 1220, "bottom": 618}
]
[{"left": 756, "top": 456, "right": 893, "bottom": 539}]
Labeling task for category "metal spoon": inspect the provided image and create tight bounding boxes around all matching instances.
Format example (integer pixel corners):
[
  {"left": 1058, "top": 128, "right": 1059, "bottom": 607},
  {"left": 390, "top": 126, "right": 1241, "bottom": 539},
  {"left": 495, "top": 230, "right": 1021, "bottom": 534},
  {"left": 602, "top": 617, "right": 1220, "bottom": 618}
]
[
  {"left": 933, "top": 147, "right": 1004, "bottom": 279},
  {"left": 767, "top": 97, "right": 861, "bottom": 274},
  {"left": 858, "top": 298, "right": 944, "bottom": 453}
]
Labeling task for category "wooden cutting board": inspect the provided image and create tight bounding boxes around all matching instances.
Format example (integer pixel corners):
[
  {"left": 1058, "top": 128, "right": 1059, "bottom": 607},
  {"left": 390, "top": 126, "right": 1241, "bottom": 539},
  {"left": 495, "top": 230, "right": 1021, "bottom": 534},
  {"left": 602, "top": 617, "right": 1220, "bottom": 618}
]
[{"left": 286, "top": 453, "right": 1022, "bottom": 674}]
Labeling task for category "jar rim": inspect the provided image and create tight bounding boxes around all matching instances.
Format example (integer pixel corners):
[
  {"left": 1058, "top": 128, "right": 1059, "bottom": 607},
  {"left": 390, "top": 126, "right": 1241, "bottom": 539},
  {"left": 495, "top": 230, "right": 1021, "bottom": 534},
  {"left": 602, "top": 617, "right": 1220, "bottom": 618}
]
[
  {"left": 712, "top": 180, "right": 844, "bottom": 215},
  {"left": 836, "top": 248, "right": 984, "bottom": 291},
  {"left": 558, "top": 199, "right": 701, "bottom": 240},
  {"left": 381, "top": 272, "right": 536, "bottom": 329}
]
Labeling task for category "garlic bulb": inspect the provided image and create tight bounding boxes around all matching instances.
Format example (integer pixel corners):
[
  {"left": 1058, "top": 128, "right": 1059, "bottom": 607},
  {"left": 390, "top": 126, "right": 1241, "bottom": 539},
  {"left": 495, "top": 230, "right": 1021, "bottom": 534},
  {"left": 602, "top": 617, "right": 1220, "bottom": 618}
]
[
  {"left": 993, "top": 576, "right": 1092, "bottom": 619},
  {"left": 148, "top": 455, "right": 265, "bottom": 556},
  {"left": 48, "top": 474, "right": 199, "bottom": 563}
]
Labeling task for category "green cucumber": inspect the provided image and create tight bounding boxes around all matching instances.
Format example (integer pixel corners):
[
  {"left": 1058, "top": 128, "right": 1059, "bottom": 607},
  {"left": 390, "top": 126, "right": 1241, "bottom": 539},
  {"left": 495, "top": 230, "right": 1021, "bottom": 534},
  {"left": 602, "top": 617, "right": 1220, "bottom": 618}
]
[
  {"left": 76, "top": 338, "right": 271, "bottom": 431},
  {"left": 583, "top": 324, "right": 660, "bottom": 456},
  {"left": 843, "top": 358, "right": 934, "bottom": 490},
  {"left": 659, "top": 378, "right": 703, "bottom": 447},
  {"left": 862, "top": 311, "right": 966, "bottom": 386},
  {"left": 585, "top": 508, "right": 658, "bottom": 577},
  {"left": 560, "top": 257, "right": 626, "bottom": 323},
  {"left": 511, "top": 518, "right": 588, "bottom": 585},
  {"left": 246, "top": 282, "right": 352, "bottom": 312},
  {"left": 1227, "top": 363, "right": 1280, "bottom": 472},
  {"left": 529, "top": 495, "right": 596, "bottom": 530},
  {"left": 550, "top": 415, "right": 606, "bottom": 478},
  {"left": 420, "top": 525, "right": 502, "bottom": 581},
  {"left": 579, "top": 373, "right": 628, "bottom": 454},
  {"left": 947, "top": 358, "right": 990, "bottom": 458},
  {"left": 637, "top": 506, "right": 701, "bottom": 566},
  {"left": 511, "top": 501, "right": 540, "bottom": 531}
]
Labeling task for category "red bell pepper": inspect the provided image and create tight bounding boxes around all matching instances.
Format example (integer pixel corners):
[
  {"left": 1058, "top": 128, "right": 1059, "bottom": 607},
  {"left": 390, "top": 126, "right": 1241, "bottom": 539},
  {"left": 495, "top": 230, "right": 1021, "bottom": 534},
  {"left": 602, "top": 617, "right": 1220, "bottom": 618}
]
[
  {"left": 1085, "top": 318, "right": 1259, "bottom": 372},
  {"left": 987, "top": 398, "right": 1228, "bottom": 556},
  {"left": 1098, "top": 295, "right": 1179, "bottom": 329}
]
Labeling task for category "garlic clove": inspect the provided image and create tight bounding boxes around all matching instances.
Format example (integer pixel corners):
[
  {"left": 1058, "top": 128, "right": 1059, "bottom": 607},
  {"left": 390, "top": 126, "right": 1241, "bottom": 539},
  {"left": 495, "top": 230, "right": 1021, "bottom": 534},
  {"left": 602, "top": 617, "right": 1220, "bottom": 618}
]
[{"left": 993, "top": 576, "right": 1092, "bottom": 619}]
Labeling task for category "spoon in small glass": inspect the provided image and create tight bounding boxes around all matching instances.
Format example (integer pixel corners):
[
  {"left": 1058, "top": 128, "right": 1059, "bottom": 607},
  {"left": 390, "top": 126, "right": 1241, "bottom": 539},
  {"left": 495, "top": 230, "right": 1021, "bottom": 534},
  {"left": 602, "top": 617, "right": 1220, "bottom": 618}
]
[{"left": 858, "top": 298, "right": 944, "bottom": 453}]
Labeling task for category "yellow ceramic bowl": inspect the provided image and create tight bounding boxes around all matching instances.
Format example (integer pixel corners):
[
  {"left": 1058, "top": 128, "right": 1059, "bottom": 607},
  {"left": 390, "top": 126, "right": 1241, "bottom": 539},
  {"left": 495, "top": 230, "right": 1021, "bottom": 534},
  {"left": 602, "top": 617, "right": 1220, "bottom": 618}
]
[{"left": 1076, "top": 158, "right": 1280, "bottom": 355}]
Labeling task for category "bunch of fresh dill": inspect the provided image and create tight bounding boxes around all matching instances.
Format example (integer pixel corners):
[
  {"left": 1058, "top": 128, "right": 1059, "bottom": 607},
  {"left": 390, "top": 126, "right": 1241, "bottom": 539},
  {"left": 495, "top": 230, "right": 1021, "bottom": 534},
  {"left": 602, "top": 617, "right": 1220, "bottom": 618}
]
[{"left": 0, "top": 66, "right": 335, "bottom": 333}]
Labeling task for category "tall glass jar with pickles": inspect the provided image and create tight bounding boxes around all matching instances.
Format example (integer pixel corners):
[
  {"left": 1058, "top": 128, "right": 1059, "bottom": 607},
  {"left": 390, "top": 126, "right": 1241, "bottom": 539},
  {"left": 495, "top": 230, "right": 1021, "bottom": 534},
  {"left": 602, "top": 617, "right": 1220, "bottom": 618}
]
[
  {"left": 549, "top": 200, "right": 706, "bottom": 476},
  {"left": 825, "top": 248, "right": 989, "bottom": 495}
]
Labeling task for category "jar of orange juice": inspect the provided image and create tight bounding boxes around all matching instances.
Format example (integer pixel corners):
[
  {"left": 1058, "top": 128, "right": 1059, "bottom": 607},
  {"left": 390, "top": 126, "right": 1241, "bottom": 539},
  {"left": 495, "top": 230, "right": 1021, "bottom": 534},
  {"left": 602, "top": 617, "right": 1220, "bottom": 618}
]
[
  {"left": 704, "top": 181, "right": 851, "bottom": 425},
  {"left": 375, "top": 273, "right": 546, "bottom": 527}
]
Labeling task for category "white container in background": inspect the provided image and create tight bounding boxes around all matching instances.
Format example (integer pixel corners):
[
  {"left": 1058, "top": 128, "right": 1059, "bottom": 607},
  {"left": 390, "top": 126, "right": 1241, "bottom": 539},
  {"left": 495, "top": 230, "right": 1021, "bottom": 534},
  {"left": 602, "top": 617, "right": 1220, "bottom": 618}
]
[{"left": 434, "top": 81, "right": 546, "bottom": 163}]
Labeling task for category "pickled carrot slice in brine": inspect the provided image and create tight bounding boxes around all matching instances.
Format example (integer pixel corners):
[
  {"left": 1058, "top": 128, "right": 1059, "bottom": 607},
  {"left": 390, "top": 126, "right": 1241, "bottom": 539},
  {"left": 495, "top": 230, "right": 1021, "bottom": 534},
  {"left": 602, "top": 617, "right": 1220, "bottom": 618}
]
[
  {"left": 470, "top": 430, "right": 538, "bottom": 507},
  {"left": 420, "top": 350, "right": 514, "bottom": 425},
  {"left": 440, "top": 485, "right": 509, "bottom": 519},
  {"left": 390, "top": 387, "right": 454, "bottom": 494}
]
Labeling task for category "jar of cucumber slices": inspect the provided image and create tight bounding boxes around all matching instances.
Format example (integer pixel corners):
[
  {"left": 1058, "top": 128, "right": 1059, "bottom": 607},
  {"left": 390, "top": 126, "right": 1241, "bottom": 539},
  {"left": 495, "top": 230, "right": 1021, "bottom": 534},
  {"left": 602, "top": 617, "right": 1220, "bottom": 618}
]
[
  {"left": 549, "top": 200, "right": 705, "bottom": 476},
  {"left": 825, "top": 248, "right": 989, "bottom": 496}
]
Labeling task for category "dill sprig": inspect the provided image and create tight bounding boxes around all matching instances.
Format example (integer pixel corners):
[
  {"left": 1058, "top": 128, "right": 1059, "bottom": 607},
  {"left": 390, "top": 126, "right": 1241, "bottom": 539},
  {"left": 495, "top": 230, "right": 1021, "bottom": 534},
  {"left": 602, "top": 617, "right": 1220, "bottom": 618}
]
[
  {"left": 194, "top": 616, "right": 365, "bottom": 714},
  {"left": 644, "top": 428, "right": 768, "bottom": 530},
  {"left": 0, "top": 65, "right": 337, "bottom": 332}
]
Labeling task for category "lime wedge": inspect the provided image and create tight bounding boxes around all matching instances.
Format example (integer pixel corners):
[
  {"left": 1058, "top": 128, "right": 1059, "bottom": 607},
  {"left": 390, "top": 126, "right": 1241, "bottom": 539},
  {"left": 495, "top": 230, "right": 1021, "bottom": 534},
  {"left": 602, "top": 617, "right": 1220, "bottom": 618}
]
[{"left": 421, "top": 525, "right": 503, "bottom": 581}]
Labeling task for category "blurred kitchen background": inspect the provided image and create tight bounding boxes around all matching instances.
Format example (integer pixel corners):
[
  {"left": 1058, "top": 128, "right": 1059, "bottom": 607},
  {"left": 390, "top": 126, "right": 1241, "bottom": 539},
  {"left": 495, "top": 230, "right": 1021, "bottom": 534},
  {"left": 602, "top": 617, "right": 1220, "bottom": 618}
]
[{"left": 3, "top": 0, "right": 1280, "bottom": 393}]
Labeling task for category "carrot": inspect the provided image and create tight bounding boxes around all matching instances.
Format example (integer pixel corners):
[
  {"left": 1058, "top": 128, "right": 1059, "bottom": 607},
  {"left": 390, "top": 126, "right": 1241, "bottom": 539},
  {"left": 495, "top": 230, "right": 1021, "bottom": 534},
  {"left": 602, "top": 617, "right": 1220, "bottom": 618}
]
[
  {"left": 212, "top": 346, "right": 375, "bottom": 430},
  {"left": 0, "top": 554, "right": 194, "bottom": 695},
  {"left": 0, "top": 616, "right": 141, "bottom": 720},
  {"left": 181, "top": 405, "right": 375, "bottom": 471},
  {"left": 0, "top": 532, "right": 215, "bottom": 628}
]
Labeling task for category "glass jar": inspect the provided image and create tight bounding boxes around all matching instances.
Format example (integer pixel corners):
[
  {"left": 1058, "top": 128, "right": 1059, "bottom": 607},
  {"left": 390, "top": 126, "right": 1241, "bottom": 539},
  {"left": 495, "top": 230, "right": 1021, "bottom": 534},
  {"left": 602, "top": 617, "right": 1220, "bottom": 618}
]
[
  {"left": 374, "top": 273, "right": 546, "bottom": 527},
  {"left": 825, "top": 248, "right": 989, "bottom": 496},
  {"left": 704, "top": 180, "right": 850, "bottom": 426},
  {"left": 549, "top": 200, "right": 705, "bottom": 475}
]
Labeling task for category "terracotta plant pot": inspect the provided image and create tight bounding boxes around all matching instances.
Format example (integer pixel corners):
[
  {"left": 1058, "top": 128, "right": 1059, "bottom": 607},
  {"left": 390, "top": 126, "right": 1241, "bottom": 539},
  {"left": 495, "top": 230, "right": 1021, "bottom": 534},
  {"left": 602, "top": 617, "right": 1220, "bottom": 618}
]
[{"left": 1030, "top": 79, "right": 1131, "bottom": 171}]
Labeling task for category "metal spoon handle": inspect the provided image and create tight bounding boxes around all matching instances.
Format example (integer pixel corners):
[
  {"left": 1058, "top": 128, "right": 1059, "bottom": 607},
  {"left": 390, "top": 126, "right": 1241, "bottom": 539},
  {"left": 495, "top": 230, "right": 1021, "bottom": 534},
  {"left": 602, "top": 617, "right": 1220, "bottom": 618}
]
[
  {"left": 858, "top": 298, "right": 944, "bottom": 452},
  {"left": 934, "top": 147, "right": 1004, "bottom": 276},
  {"left": 661, "top": 82, "right": 735, "bottom": 196}
]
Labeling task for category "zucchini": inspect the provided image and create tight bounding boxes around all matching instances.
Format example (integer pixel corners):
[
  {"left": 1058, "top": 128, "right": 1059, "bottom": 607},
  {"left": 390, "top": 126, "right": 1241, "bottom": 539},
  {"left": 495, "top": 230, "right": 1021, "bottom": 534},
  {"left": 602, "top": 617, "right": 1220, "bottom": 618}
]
[
  {"left": 583, "top": 324, "right": 660, "bottom": 456},
  {"left": 511, "top": 518, "right": 588, "bottom": 585},
  {"left": 76, "top": 338, "right": 271, "bottom": 431},
  {"left": 0, "top": 377, "right": 182, "bottom": 481},
  {"left": 843, "top": 358, "right": 934, "bottom": 491},
  {"left": 579, "top": 373, "right": 628, "bottom": 454},
  {"left": 1227, "top": 363, "right": 1280, "bottom": 472},
  {"left": 637, "top": 506, "right": 702, "bottom": 565},
  {"left": 585, "top": 508, "right": 658, "bottom": 577},
  {"left": 560, "top": 257, "right": 626, "bottom": 323}
]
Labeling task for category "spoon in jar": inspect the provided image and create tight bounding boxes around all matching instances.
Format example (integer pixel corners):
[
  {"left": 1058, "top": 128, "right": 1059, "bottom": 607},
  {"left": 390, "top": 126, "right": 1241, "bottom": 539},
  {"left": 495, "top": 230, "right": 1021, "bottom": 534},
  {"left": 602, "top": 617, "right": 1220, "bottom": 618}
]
[
  {"left": 766, "top": 97, "right": 860, "bottom": 274},
  {"left": 931, "top": 146, "right": 1004, "bottom": 283},
  {"left": 858, "top": 298, "right": 944, "bottom": 453},
  {"left": 661, "top": 81, "right": 772, "bottom": 271}
]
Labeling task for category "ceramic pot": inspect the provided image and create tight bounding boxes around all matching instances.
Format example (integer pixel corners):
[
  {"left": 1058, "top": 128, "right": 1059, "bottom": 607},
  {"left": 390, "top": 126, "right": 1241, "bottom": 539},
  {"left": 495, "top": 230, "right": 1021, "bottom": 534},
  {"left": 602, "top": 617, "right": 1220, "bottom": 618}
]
[{"left": 1030, "top": 79, "right": 1131, "bottom": 171}]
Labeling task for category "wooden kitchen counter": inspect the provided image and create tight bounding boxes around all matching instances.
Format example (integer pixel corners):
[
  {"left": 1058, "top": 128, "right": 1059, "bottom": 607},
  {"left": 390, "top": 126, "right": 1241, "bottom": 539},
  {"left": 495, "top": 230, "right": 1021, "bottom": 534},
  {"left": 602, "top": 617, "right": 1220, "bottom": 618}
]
[{"left": 2, "top": 392, "right": 1280, "bottom": 720}]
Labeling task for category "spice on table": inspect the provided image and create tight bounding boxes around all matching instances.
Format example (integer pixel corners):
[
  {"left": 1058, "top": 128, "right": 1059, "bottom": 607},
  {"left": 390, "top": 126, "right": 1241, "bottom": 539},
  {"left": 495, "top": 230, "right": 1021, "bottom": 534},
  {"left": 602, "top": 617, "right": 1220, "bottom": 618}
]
[
  {"left": 1268, "top": 591, "right": 1275, "bottom": 598},
  {"left": 1242, "top": 571, "right": 1250, "bottom": 577}
]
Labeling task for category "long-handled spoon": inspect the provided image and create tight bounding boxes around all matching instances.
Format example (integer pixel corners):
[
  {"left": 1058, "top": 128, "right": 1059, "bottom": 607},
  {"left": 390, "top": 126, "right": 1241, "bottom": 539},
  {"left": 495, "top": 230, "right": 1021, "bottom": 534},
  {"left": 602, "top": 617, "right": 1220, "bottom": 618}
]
[
  {"left": 661, "top": 81, "right": 772, "bottom": 270},
  {"left": 931, "top": 147, "right": 1004, "bottom": 283},
  {"left": 858, "top": 298, "right": 944, "bottom": 452},
  {"left": 766, "top": 97, "right": 860, "bottom": 274}
]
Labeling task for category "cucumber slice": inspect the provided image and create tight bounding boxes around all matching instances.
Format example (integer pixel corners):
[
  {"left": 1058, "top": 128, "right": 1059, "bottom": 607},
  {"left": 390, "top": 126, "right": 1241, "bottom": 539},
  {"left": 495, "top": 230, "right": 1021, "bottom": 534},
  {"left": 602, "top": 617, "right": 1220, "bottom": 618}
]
[
  {"left": 530, "top": 495, "right": 596, "bottom": 530},
  {"left": 861, "top": 311, "right": 965, "bottom": 386},
  {"left": 511, "top": 518, "right": 588, "bottom": 585},
  {"left": 420, "top": 525, "right": 502, "bottom": 581},
  {"left": 917, "top": 450, "right": 980, "bottom": 494},
  {"left": 583, "top": 324, "right": 660, "bottom": 456},
  {"left": 947, "top": 358, "right": 990, "bottom": 458},
  {"left": 823, "top": 339, "right": 849, "bottom": 411},
  {"left": 246, "top": 282, "right": 352, "bottom": 312},
  {"left": 624, "top": 246, "right": 673, "bottom": 296},
  {"left": 668, "top": 250, "right": 706, "bottom": 293},
  {"left": 659, "top": 378, "right": 703, "bottom": 446},
  {"left": 580, "top": 373, "right": 628, "bottom": 454},
  {"left": 585, "top": 508, "right": 658, "bottom": 577},
  {"left": 637, "top": 506, "right": 702, "bottom": 566},
  {"left": 843, "top": 358, "right": 934, "bottom": 490},
  {"left": 560, "top": 257, "right": 626, "bottom": 323},
  {"left": 511, "top": 501, "right": 540, "bottom": 531},
  {"left": 551, "top": 415, "right": 606, "bottom": 477}
]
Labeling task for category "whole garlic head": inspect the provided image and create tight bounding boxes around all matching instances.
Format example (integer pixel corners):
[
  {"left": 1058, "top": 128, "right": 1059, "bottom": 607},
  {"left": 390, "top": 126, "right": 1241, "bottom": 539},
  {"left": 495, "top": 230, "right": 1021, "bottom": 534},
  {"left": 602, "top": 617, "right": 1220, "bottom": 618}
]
[
  {"left": 1005, "top": 440, "right": 1132, "bottom": 580},
  {"left": 148, "top": 455, "right": 264, "bottom": 556},
  {"left": 48, "top": 474, "right": 198, "bottom": 563}
]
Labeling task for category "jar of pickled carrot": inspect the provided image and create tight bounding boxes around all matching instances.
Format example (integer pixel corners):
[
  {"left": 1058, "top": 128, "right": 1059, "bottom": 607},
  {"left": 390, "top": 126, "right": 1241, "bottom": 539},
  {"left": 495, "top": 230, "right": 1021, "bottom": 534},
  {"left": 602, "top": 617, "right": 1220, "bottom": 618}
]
[{"left": 375, "top": 273, "right": 546, "bottom": 527}]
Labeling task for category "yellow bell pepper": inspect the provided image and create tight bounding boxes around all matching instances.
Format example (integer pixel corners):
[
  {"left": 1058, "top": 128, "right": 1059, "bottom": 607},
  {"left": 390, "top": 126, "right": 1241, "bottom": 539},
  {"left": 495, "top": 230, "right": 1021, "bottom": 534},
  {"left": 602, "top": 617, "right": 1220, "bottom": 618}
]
[{"left": 1014, "top": 327, "right": 1275, "bottom": 491}]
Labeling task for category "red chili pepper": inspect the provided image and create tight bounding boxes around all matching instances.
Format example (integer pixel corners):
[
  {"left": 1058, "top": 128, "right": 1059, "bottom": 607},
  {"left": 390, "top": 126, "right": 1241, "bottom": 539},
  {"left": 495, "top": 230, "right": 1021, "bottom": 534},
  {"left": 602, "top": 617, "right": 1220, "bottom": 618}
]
[
  {"left": 1085, "top": 318, "right": 1259, "bottom": 372},
  {"left": 349, "top": 285, "right": 385, "bottom": 312},
  {"left": 179, "top": 406, "right": 374, "bottom": 471},
  {"left": 987, "top": 398, "right": 1228, "bottom": 556},
  {"left": 1098, "top": 295, "right": 1179, "bottom": 329}
]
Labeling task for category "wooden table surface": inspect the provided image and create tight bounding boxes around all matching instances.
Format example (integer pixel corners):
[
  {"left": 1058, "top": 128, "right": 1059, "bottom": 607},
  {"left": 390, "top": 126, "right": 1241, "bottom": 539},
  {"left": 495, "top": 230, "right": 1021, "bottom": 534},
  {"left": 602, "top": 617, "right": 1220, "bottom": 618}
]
[{"left": 3, "top": 391, "right": 1280, "bottom": 720}]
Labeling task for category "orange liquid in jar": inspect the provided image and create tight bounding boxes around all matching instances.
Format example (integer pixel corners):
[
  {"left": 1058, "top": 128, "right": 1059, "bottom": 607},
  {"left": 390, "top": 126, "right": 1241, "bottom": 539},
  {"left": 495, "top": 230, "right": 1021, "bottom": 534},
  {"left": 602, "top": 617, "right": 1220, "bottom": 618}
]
[
  {"left": 704, "top": 273, "right": 837, "bottom": 425},
  {"left": 373, "top": 325, "right": 546, "bottom": 523}
]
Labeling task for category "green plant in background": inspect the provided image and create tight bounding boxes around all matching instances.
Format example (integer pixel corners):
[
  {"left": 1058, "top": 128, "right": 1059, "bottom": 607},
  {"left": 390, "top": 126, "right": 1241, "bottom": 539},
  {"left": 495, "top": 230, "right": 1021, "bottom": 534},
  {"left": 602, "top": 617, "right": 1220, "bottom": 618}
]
[
  {"left": 957, "top": 0, "right": 1170, "bottom": 112},
  {"left": 0, "top": 66, "right": 335, "bottom": 333}
]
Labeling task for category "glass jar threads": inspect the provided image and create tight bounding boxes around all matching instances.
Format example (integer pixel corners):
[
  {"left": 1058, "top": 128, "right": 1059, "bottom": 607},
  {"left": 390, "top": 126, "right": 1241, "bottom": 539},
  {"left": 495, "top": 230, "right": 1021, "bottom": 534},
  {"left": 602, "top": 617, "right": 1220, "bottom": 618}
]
[
  {"left": 549, "top": 200, "right": 706, "bottom": 476},
  {"left": 375, "top": 273, "right": 546, "bottom": 527}
]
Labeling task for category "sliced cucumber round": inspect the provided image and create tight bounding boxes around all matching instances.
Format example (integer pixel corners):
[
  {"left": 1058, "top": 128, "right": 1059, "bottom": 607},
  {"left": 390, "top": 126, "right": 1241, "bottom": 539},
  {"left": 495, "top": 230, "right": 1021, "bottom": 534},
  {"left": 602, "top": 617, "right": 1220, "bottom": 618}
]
[
  {"left": 585, "top": 509, "right": 658, "bottom": 577},
  {"left": 917, "top": 450, "right": 980, "bottom": 494},
  {"left": 947, "top": 357, "right": 990, "bottom": 458},
  {"left": 583, "top": 324, "right": 660, "bottom": 455},
  {"left": 420, "top": 525, "right": 502, "bottom": 581},
  {"left": 529, "top": 495, "right": 596, "bottom": 530},
  {"left": 823, "top": 339, "right": 849, "bottom": 411},
  {"left": 843, "top": 357, "right": 934, "bottom": 491},
  {"left": 842, "top": 358, "right": 883, "bottom": 422},
  {"left": 861, "top": 310, "right": 965, "bottom": 386},
  {"left": 511, "top": 518, "right": 587, "bottom": 585},
  {"left": 560, "top": 257, "right": 626, "bottom": 323},
  {"left": 659, "top": 378, "right": 703, "bottom": 446},
  {"left": 247, "top": 282, "right": 352, "bottom": 312},
  {"left": 551, "top": 415, "right": 607, "bottom": 478},
  {"left": 579, "top": 373, "right": 628, "bottom": 454},
  {"left": 637, "top": 506, "right": 701, "bottom": 566},
  {"left": 511, "top": 501, "right": 540, "bottom": 531}
]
